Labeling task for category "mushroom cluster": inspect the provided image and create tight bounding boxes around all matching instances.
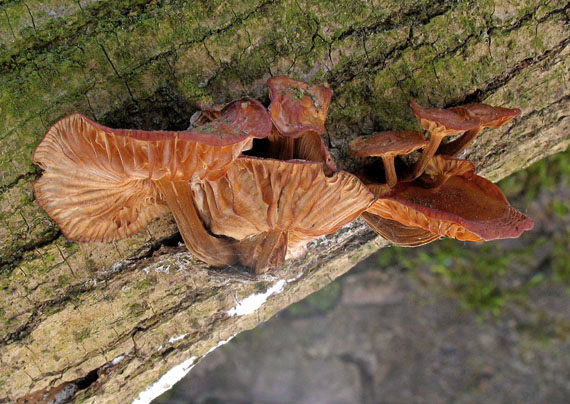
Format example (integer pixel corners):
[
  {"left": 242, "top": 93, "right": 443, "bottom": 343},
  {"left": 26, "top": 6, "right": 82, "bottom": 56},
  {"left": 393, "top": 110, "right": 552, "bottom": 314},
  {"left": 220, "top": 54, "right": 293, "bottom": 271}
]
[
  {"left": 33, "top": 78, "right": 533, "bottom": 273},
  {"left": 350, "top": 100, "right": 533, "bottom": 247}
]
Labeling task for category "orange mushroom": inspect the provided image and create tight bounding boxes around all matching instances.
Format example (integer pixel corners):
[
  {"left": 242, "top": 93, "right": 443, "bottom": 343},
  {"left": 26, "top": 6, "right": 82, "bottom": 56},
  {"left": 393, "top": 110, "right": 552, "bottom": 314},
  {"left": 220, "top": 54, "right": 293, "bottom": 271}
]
[
  {"left": 349, "top": 131, "right": 428, "bottom": 187},
  {"left": 366, "top": 159, "right": 534, "bottom": 241},
  {"left": 264, "top": 76, "right": 336, "bottom": 174},
  {"left": 267, "top": 76, "right": 332, "bottom": 137},
  {"left": 409, "top": 100, "right": 482, "bottom": 179},
  {"left": 437, "top": 103, "right": 521, "bottom": 156},
  {"left": 33, "top": 98, "right": 272, "bottom": 255},
  {"left": 191, "top": 156, "right": 374, "bottom": 273}
]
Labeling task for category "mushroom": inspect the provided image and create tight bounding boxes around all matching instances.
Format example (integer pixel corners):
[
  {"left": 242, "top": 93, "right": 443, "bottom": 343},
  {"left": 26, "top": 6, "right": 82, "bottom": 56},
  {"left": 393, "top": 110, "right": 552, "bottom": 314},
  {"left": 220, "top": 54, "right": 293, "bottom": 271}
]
[
  {"left": 349, "top": 131, "right": 428, "bottom": 187},
  {"left": 366, "top": 162, "right": 534, "bottom": 241},
  {"left": 191, "top": 156, "right": 374, "bottom": 273},
  {"left": 33, "top": 98, "right": 272, "bottom": 264},
  {"left": 437, "top": 103, "right": 521, "bottom": 156},
  {"left": 409, "top": 100, "right": 482, "bottom": 179},
  {"left": 267, "top": 76, "right": 332, "bottom": 137},
  {"left": 264, "top": 76, "right": 337, "bottom": 174}
]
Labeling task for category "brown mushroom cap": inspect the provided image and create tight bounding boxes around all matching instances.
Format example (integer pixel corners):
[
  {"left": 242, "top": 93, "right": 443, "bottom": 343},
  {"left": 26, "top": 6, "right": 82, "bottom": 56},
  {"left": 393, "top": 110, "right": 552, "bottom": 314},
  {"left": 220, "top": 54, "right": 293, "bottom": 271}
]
[
  {"left": 437, "top": 103, "right": 521, "bottom": 156},
  {"left": 267, "top": 76, "right": 332, "bottom": 137},
  {"left": 450, "top": 103, "right": 521, "bottom": 128},
  {"left": 349, "top": 130, "right": 428, "bottom": 157},
  {"left": 192, "top": 156, "right": 374, "bottom": 271},
  {"left": 33, "top": 99, "right": 272, "bottom": 243},
  {"left": 409, "top": 100, "right": 482, "bottom": 135},
  {"left": 367, "top": 171, "right": 534, "bottom": 241},
  {"left": 409, "top": 100, "right": 483, "bottom": 179}
]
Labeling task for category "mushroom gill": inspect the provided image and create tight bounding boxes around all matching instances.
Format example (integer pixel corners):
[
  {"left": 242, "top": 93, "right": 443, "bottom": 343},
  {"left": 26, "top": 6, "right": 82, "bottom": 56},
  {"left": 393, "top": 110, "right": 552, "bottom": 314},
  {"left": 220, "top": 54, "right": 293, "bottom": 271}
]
[
  {"left": 33, "top": 98, "right": 272, "bottom": 244},
  {"left": 366, "top": 158, "right": 534, "bottom": 242},
  {"left": 191, "top": 156, "right": 374, "bottom": 273}
]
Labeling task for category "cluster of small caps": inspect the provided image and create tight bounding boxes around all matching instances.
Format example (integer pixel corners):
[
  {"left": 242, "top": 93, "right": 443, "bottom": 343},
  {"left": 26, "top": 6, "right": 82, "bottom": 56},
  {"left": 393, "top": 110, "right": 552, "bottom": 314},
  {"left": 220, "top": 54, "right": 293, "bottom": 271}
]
[
  {"left": 32, "top": 77, "right": 534, "bottom": 274},
  {"left": 349, "top": 100, "right": 534, "bottom": 247}
]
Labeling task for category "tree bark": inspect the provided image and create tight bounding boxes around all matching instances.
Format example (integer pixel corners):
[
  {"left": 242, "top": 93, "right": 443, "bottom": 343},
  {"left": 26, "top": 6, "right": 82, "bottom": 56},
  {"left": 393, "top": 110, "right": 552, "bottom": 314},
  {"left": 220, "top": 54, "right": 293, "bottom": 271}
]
[{"left": 0, "top": 0, "right": 568, "bottom": 402}]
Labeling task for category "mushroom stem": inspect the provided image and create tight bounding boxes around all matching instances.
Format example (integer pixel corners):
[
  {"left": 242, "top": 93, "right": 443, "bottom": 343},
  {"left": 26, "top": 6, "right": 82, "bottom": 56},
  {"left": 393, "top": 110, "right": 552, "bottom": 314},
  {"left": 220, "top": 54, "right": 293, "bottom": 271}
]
[
  {"left": 381, "top": 155, "right": 398, "bottom": 188},
  {"left": 412, "top": 133, "right": 444, "bottom": 179},
  {"left": 155, "top": 180, "right": 237, "bottom": 267},
  {"left": 437, "top": 127, "right": 483, "bottom": 156}
]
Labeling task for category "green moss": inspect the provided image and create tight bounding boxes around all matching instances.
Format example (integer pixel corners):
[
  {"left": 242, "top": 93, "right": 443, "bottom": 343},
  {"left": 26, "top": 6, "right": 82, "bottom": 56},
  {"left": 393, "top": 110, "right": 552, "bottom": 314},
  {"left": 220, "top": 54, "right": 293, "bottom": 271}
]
[
  {"left": 72, "top": 327, "right": 91, "bottom": 343},
  {"left": 129, "top": 302, "right": 149, "bottom": 317}
]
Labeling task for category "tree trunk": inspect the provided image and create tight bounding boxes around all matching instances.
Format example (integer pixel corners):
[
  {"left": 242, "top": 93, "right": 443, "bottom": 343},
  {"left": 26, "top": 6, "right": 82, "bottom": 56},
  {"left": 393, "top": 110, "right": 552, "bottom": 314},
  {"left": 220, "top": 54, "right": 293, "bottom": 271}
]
[{"left": 1, "top": 0, "right": 568, "bottom": 402}]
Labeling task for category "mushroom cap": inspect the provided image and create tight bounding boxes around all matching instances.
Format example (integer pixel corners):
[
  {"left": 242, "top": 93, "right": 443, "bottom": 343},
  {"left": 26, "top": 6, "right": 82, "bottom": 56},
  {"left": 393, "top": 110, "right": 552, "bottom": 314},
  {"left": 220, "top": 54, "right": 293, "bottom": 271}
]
[
  {"left": 367, "top": 169, "right": 534, "bottom": 241},
  {"left": 450, "top": 103, "right": 521, "bottom": 128},
  {"left": 192, "top": 156, "right": 374, "bottom": 249},
  {"left": 93, "top": 98, "right": 272, "bottom": 145},
  {"left": 409, "top": 100, "right": 482, "bottom": 135},
  {"left": 361, "top": 212, "right": 441, "bottom": 247},
  {"left": 33, "top": 100, "right": 271, "bottom": 242},
  {"left": 349, "top": 131, "right": 428, "bottom": 157},
  {"left": 267, "top": 76, "right": 332, "bottom": 137}
]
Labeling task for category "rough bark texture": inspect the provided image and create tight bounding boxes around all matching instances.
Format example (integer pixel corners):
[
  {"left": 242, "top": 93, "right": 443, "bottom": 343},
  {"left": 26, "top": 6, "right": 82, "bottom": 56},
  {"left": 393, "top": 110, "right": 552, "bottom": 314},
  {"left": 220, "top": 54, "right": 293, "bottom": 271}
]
[{"left": 0, "top": 0, "right": 568, "bottom": 402}]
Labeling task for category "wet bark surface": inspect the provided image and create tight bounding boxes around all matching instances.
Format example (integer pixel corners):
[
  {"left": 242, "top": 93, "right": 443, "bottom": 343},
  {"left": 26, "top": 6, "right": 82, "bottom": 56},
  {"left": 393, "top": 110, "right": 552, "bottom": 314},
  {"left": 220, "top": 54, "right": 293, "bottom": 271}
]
[{"left": 1, "top": 0, "right": 569, "bottom": 402}]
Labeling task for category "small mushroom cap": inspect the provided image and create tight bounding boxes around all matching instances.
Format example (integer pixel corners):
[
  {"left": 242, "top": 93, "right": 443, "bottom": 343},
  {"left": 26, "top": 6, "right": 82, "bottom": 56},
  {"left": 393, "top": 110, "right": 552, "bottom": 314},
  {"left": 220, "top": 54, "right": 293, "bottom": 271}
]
[
  {"left": 349, "top": 131, "right": 428, "bottom": 157},
  {"left": 409, "top": 100, "right": 482, "bottom": 135},
  {"left": 267, "top": 76, "right": 332, "bottom": 137},
  {"left": 451, "top": 103, "right": 521, "bottom": 128},
  {"left": 362, "top": 212, "right": 441, "bottom": 247},
  {"left": 95, "top": 97, "right": 272, "bottom": 145},
  {"left": 367, "top": 170, "right": 534, "bottom": 241},
  {"left": 192, "top": 156, "right": 374, "bottom": 248}
]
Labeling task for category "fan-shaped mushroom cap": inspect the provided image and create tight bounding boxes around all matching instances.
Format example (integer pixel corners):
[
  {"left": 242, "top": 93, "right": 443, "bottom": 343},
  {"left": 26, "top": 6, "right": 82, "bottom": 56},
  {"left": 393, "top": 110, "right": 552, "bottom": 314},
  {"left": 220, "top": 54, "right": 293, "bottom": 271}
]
[
  {"left": 192, "top": 156, "right": 374, "bottom": 271},
  {"left": 267, "top": 76, "right": 332, "bottom": 137},
  {"left": 409, "top": 100, "right": 482, "bottom": 136},
  {"left": 33, "top": 99, "right": 272, "bottom": 242},
  {"left": 366, "top": 169, "right": 534, "bottom": 241},
  {"left": 438, "top": 104, "right": 521, "bottom": 156},
  {"left": 349, "top": 130, "right": 428, "bottom": 157},
  {"left": 451, "top": 103, "right": 521, "bottom": 128}
]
